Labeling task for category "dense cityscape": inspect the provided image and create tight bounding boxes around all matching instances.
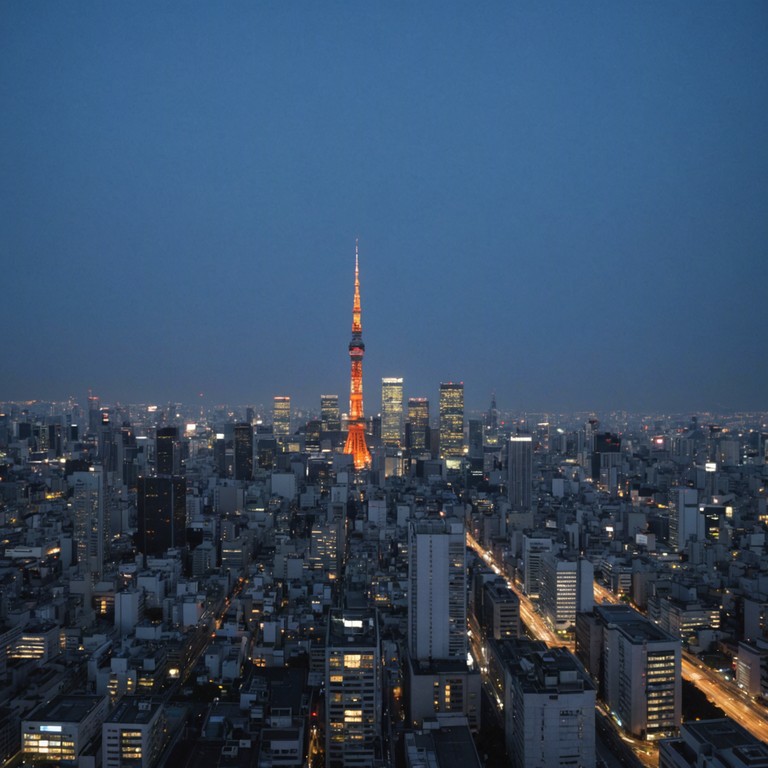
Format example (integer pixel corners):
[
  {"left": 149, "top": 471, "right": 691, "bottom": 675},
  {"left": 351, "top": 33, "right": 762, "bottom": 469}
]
[
  {"left": 3, "top": 2, "right": 767, "bottom": 766},
  {"left": 0, "top": 256, "right": 766, "bottom": 768}
]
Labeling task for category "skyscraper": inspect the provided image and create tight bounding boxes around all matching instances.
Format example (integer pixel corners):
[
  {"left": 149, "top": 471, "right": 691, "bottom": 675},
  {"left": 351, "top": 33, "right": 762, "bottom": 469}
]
[
  {"left": 504, "top": 643, "right": 596, "bottom": 768},
  {"left": 508, "top": 435, "right": 533, "bottom": 511},
  {"left": 137, "top": 476, "right": 186, "bottom": 561},
  {"left": 590, "top": 604, "right": 681, "bottom": 740},
  {"left": 325, "top": 609, "right": 381, "bottom": 768},
  {"left": 233, "top": 422, "right": 253, "bottom": 481},
  {"left": 155, "top": 426, "right": 180, "bottom": 476},
  {"left": 71, "top": 466, "right": 106, "bottom": 576},
  {"left": 539, "top": 553, "right": 593, "bottom": 636},
  {"left": 669, "top": 486, "right": 701, "bottom": 552},
  {"left": 408, "top": 517, "right": 467, "bottom": 661},
  {"left": 343, "top": 243, "right": 371, "bottom": 470},
  {"left": 320, "top": 394, "right": 341, "bottom": 432},
  {"left": 439, "top": 382, "right": 464, "bottom": 459},
  {"left": 406, "top": 397, "right": 429, "bottom": 451},
  {"left": 380, "top": 377, "right": 404, "bottom": 447},
  {"left": 406, "top": 517, "right": 480, "bottom": 730},
  {"left": 273, "top": 396, "right": 291, "bottom": 439}
]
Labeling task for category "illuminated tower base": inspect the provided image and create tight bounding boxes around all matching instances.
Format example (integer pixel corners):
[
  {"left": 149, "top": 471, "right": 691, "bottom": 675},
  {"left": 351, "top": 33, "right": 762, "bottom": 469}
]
[{"left": 344, "top": 423, "right": 370, "bottom": 470}]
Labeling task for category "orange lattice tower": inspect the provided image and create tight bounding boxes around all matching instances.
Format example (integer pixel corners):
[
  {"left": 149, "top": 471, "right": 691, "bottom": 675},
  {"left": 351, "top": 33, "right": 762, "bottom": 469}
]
[{"left": 343, "top": 241, "right": 371, "bottom": 470}]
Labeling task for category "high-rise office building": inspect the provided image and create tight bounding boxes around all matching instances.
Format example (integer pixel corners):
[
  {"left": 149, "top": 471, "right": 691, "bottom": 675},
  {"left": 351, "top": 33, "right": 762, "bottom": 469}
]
[
  {"left": 468, "top": 419, "right": 483, "bottom": 457},
  {"left": 508, "top": 435, "right": 533, "bottom": 511},
  {"left": 521, "top": 534, "right": 554, "bottom": 599},
  {"left": 381, "top": 377, "right": 404, "bottom": 447},
  {"left": 71, "top": 467, "right": 107, "bottom": 576},
  {"left": 98, "top": 411, "right": 118, "bottom": 473},
  {"left": 406, "top": 397, "right": 430, "bottom": 452},
  {"left": 504, "top": 643, "right": 596, "bottom": 768},
  {"left": 438, "top": 382, "right": 464, "bottom": 459},
  {"left": 408, "top": 517, "right": 467, "bottom": 661},
  {"left": 320, "top": 394, "right": 341, "bottom": 432},
  {"left": 325, "top": 609, "right": 381, "bottom": 768},
  {"left": 273, "top": 396, "right": 291, "bottom": 440},
  {"left": 136, "top": 476, "right": 186, "bottom": 561},
  {"left": 87, "top": 393, "right": 101, "bottom": 435},
  {"left": 305, "top": 419, "right": 322, "bottom": 453},
  {"left": 539, "top": 553, "right": 594, "bottom": 636},
  {"left": 233, "top": 422, "right": 254, "bottom": 482},
  {"left": 591, "top": 431, "right": 621, "bottom": 481},
  {"left": 578, "top": 604, "right": 681, "bottom": 741},
  {"left": 406, "top": 519, "right": 480, "bottom": 731},
  {"left": 669, "top": 487, "right": 702, "bottom": 552},
  {"left": 485, "top": 392, "right": 499, "bottom": 435},
  {"left": 155, "top": 426, "right": 180, "bottom": 476},
  {"left": 479, "top": 579, "right": 521, "bottom": 640},
  {"left": 343, "top": 243, "right": 371, "bottom": 469}
]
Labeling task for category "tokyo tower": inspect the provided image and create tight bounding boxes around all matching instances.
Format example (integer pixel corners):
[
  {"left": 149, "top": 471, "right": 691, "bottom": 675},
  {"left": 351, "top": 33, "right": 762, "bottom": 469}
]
[{"left": 343, "top": 241, "right": 371, "bottom": 470}]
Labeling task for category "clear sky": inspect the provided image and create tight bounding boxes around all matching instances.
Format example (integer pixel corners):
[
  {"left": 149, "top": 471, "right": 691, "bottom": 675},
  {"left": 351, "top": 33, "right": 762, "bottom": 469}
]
[{"left": 2, "top": 2, "right": 766, "bottom": 414}]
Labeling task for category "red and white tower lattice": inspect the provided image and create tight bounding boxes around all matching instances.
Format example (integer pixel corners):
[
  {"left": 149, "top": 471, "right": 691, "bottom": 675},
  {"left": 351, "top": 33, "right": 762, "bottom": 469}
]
[{"left": 343, "top": 242, "right": 371, "bottom": 470}]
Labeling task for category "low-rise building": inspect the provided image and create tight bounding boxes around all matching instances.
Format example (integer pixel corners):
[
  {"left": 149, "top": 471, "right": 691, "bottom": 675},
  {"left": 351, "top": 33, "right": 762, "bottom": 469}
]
[{"left": 22, "top": 693, "right": 108, "bottom": 764}]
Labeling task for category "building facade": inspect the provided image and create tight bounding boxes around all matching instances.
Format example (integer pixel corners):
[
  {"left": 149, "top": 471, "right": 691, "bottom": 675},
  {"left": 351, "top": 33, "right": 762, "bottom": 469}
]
[
  {"left": 273, "top": 396, "right": 291, "bottom": 439},
  {"left": 102, "top": 697, "right": 167, "bottom": 768},
  {"left": 71, "top": 466, "right": 107, "bottom": 576},
  {"left": 136, "top": 476, "right": 187, "bottom": 561},
  {"left": 406, "top": 397, "right": 429, "bottom": 452},
  {"left": 508, "top": 435, "right": 533, "bottom": 511},
  {"left": 320, "top": 394, "right": 341, "bottom": 432},
  {"left": 438, "top": 382, "right": 464, "bottom": 460},
  {"left": 408, "top": 518, "right": 467, "bottom": 661},
  {"left": 594, "top": 604, "right": 681, "bottom": 741},
  {"left": 504, "top": 643, "right": 596, "bottom": 768},
  {"left": 325, "top": 609, "right": 381, "bottom": 768},
  {"left": 233, "top": 422, "right": 254, "bottom": 482},
  {"left": 380, "top": 377, "right": 404, "bottom": 447},
  {"left": 22, "top": 694, "right": 108, "bottom": 765}
]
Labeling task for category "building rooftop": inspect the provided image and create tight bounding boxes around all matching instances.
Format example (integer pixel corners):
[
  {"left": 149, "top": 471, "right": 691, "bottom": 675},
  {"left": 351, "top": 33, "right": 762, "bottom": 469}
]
[
  {"left": 327, "top": 608, "right": 377, "bottom": 647},
  {"left": 409, "top": 655, "right": 472, "bottom": 676},
  {"left": 25, "top": 694, "right": 105, "bottom": 724},
  {"left": 484, "top": 580, "right": 519, "bottom": 603},
  {"left": 595, "top": 603, "right": 676, "bottom": 644},
  {"left": 506, "top": 644, "right": 594, "bottom": 695},
  {"left": 105, "top": 696, "right": 164, "bottom": 724},
  {"left": 683, "top": 718, "right": 768, "bottom": 757},
  {"left": 405, "top": 723, "right": 482, "bottom": 768}
]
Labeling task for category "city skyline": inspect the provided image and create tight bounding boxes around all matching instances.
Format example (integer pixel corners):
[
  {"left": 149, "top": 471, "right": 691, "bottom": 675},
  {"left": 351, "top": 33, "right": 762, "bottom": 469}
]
[{"left": 3, "top": 3, "right": 767, "bottom": 412}]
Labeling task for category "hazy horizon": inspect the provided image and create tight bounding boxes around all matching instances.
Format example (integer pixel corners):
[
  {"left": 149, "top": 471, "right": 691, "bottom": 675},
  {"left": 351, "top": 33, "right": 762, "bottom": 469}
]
[{"left": 3, "top": 3, "right": 766, "bottom": 413}]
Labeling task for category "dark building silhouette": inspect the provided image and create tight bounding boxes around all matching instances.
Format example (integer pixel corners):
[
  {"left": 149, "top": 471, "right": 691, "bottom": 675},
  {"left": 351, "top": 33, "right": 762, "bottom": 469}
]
[
  {"left": 213, "top": 434, "right": 227, "bottom": 477},
  {"left": 98, "top": 411, "right": 118, "bottom": 473},
  {"left": 233, "top": 422, "right": 254, "bottom": 481},
  {"left": 155, "top": 426, "right": 180, "bottom": 476},
  {"left": 305, "top": 419, "right": 322, "bottom": 453},
  {"left": 406, "top": 397, "right": 430, "bottom": 452},
  {"left": 137, "top": 476, "right": 186, "bottom": 560},
  {"left": 591, "top": 432, "right": 621, "bottom": 481}
]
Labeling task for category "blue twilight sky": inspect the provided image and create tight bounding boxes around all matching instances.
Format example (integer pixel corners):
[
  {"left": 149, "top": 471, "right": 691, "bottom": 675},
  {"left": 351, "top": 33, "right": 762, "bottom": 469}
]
[{"left": 2, "top": 2, "right": 767, "bottom": 414}]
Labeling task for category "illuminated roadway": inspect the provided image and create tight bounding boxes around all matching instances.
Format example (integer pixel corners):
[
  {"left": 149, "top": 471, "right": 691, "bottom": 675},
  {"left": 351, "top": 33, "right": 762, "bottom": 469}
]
[
  {"left": 593, "top": 581, "right": 768, "bottom": 744},
  {"left": 467, "top": 534, "right": 651, "bottom": 768},
  {"left": 466, "top": 539, "right": 768, "bottom": 761},
  {"left": 467, "top": 532, "right": 566, "bottom": 648}
]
